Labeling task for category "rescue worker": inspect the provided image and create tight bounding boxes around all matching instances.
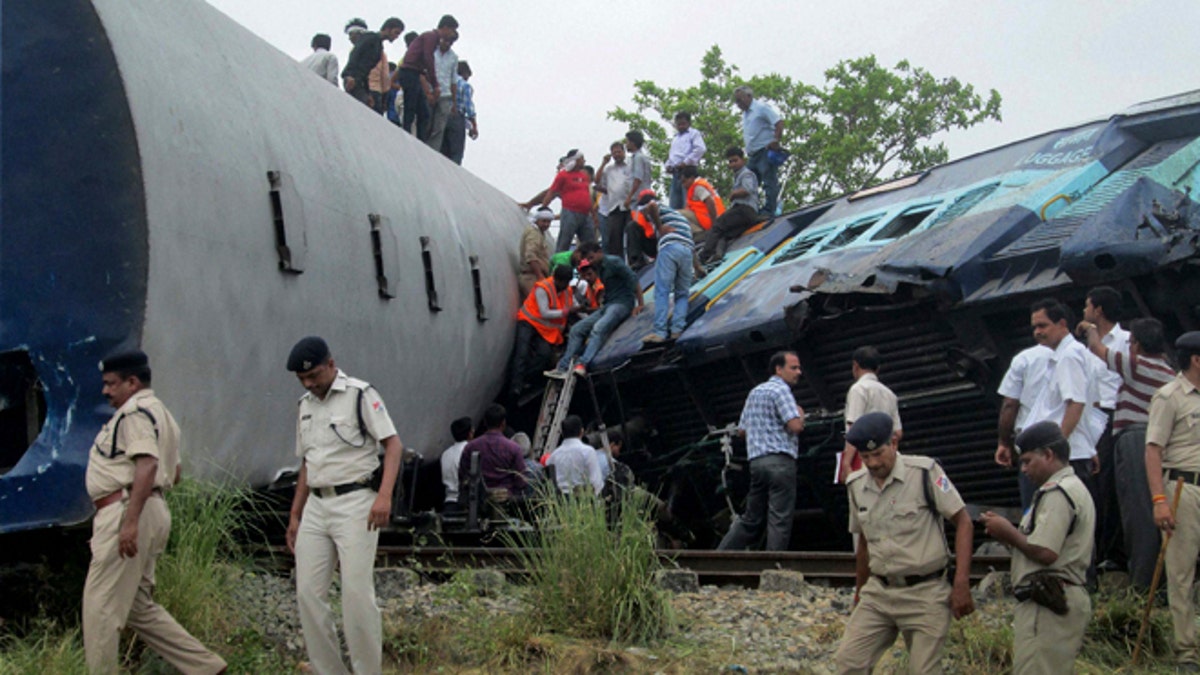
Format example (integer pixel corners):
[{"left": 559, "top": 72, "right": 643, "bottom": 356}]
[
  {"left": 678, "top": 164, "right": 725, "bottom": 234},
  {"left": 1145, "top": 330, "right": 1200, "bottom": 671},
  {"left": 508, "top": 264, "right": 575, "bottom": 399},
  {"left": 286, "top": 336, "right": 403, "bottom": 675},
  {"left": 981, "top": 421, "right": 1094, "bottom": 674},
  {"left": 835, "top": 412, "right": 974, "bottom": 675},
  {"left": 82, "top": 350, "right": 227, "bottom": 674}
]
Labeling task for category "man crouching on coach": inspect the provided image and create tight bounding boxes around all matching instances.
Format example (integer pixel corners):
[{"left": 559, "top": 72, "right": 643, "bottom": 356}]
[{"left": 835, "top": 412, "right": 974, "bottom": 675}]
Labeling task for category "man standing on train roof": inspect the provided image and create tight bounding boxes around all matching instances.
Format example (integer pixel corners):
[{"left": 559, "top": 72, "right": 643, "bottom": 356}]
[
  {"left": 665, "top": 111, "right": 707, "bottom": 209},
  {"left": 835, "top": 412, "right": 974, "bottom": 675},
  {"left": 636, "top": 190, "right": 695, "bottom": 344},
  {"left": 545, "top": 241, "right": 644, "bottom": 378},
  {"left": 980, "top": 421, "right": 1094, "bottom": 674},
  {"left": 717, "top": 351, "right": 805, "bottom": 552},
  {"left": 82, "top": 349, "right": 228, "bottom": 674},
  {"left": 286, "top": 336, "right": 403, "bottom": 675}
]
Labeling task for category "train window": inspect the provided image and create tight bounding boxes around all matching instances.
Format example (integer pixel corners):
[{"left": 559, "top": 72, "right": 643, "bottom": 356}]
[
  {"left": 871, "top": 204, "right": 939, "bottom": 241},
  {"left": 819, "top": 217, "right": 879, "bottom": 252},
  {"left": 420, "top": 236, "right": 442, "bottom": 312},
  {"left": 267, "top": 171, "right": 307, "bottom": 273},
  {"left": 0, "top": 350, "right": 46, "bottom": 476},
  {"left": 924, "top": 182, "right": 1000, "bottom": 230},
  {"left": 368, "top": 214, "right": 398, "bottom": 299},
  {"left": 771, "top": 230, "right": 830, "bottom": 266},
  {"left": 470, "top": 255, "right": 487, "bottom": 321}
]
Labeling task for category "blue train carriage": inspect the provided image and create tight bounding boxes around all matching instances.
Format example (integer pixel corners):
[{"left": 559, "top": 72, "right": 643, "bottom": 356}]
[
  {"left": 581, "top": 91, "right": 1200, "bottom": 549},
  {"left": 0, "top": 0, "right": 524, "bottom": 533}
]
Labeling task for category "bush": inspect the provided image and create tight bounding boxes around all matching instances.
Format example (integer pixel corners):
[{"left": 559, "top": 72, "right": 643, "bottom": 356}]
[
  {"left": 0, "top": 620, "right": 86, "bottom": 675},
  {"left": 511, "top": 489, "right": 674, "bottom": 644}
]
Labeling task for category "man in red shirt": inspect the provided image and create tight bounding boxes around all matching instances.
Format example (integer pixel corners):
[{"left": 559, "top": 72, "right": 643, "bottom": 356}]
[{"left": 528, "top": 150, "right": 597, "bottom": 253}]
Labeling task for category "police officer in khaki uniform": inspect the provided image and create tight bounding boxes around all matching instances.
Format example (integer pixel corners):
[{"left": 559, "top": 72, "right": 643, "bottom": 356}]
[
  {"left": 835, "top": 412, "right": 975, "bottom": 675},
  {"left": 1145, "top": 331, "right": 1200, "bottom": 671},
  {"left": 82, "top": 350, "right": 227, "bottom": 674},
  {"left": 981, "top": 421, "right": 1095, "bottom": 674},
  {"left": 286, "top": 337, "right": 402, "bottom": 675}
]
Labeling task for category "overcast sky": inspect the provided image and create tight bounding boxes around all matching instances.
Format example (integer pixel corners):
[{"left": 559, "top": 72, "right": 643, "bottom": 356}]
[{"left": 206, "top": 0, "right": 1200, "bottom": 206}]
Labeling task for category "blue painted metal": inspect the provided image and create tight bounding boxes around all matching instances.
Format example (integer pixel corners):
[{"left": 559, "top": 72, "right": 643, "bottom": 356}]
[{"left": 1, "top": 0, "right": 148, "bottom": 530}]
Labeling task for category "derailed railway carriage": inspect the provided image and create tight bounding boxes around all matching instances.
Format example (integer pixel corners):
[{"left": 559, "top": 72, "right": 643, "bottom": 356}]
[
  {"left": 577, "top": 91, "right": 1200, "bottom": 549},
  {"left": 0, "top": 0, "right": 525, "bottom": 532}
]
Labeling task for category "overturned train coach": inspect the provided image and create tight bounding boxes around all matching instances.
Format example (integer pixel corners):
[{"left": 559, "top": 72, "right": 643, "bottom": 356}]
[
  {"left": 573, "top": 90, "right": 1200, "bottom": 549},
  {"left": 0, "top": 0, "right": 525, "bottom": 532}
]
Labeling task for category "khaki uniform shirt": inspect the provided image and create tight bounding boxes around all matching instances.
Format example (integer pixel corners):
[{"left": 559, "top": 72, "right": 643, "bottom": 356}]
[
  {"left": 847, "top": 453, "right": 963, "bottom": 577},
  {"left": 296, "top": 370, "right": 397, "bottom": 488},
  {"left": 519, "top": 226, "right": 551, "bottom": 278},
  {"left": 1010, "top": 466, "right": 1095, "bottom": 586},
  {"left": 1146, "top": 374, "right": 1200, "bottom": 470},
  {"left": 845, "top": 373, "right": 902, "bottom": 432},
  {"left": 85, "top": 389, "right": 180, "bottom": 500}
]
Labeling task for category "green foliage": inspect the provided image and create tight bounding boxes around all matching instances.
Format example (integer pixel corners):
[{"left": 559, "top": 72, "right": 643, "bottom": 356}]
[
  {"left": 0, "top": 620, "right": 86, "bottom": 675},
  {"left": 608, "top": 46, "right": 1002, "bottom": 210},
  {"left": 511, "top": 489, "right": 674, "bottom": 645}
]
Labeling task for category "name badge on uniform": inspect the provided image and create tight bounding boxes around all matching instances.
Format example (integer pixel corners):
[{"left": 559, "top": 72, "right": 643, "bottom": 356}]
[{"left": 301, "top": 414, "right": 312, "bottom": 421}]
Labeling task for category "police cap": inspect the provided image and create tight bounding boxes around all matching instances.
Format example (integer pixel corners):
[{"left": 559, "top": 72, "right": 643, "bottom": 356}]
[
  {"left": 287, "top": 336, "right": 330, "bottom": 372},
  {"left": 100, "top": 349, "right": 149, "bottom": 373},
  {"left": 1175, "top": 331, "right": 1200, "bottom": 351},
  {"left": 846, "top": 412, "right": 893, "bottom": 453},
  {"left": 1015, "top": 421, "right": 1065, "bottom": 454}
]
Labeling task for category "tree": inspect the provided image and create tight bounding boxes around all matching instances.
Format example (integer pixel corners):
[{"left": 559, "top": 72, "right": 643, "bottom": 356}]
[{"left": 608, "top": 47, "right": 1002, "bottom": 211}]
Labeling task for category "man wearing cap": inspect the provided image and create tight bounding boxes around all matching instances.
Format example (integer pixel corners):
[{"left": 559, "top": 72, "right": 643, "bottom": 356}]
[
  {"left": 518, "top": 206, "right": 554, "bottom": 299},
  {"left": 835, "top": 412, "right": 974, "bottom": 674},
  {"left": 1145, "top": 331, "right": 1200, "bottom": 670},
  {"left": 82, "top": 350, "right": 227, "bottom": 674},
  {"left": 547, "top": 241, "right": 644, "bottom": 378},
  {"left": 342, "top": 18, "right": 404, "bottom": 111},
  {"left": 286, "top": 337, "right": 402, "bottom": 675},
  {"left": 981, "top": 421, "right": 1095, "bottom": 674},
  {"left": 717, "top": 351, "right": 805, "bottom": 551},
  {"left": 733, "top": 85, "right": 784, "bottom": 216},
  {"left": 637, "top": 191, "right": 694, "bottom": 344}
]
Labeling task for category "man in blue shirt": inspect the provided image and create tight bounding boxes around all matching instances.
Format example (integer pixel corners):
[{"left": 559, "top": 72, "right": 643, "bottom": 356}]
[
  {"left": 734, "top": 85, "right": 785, "bottom": 217},
  {"left": 441, "top": 61, "right": 477, "bottom": 165},
  {"left": 718, "top": 351, "right": 805, "bottom": 551},
  {"left": 547, "top": 241, "right": 644, "bottom": 377}
]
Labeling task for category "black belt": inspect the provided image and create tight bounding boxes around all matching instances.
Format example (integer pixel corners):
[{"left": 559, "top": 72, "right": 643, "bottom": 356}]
[
  {"left": 310, "top": 481, "right": 371, "bottom": 499},
  {"left": 1167, "top": 469, "right": 1200, "bottom": 486},
  {"left": 874, "top": 568, "right": 945, "bottom": 588}
]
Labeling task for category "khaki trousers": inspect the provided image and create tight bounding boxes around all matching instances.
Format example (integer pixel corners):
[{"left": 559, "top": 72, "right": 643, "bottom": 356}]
[
  {"left": 295, "top": 488, "right": 382, "bottom": 675},
  {"left": 835, "top": 576, "right": 951, "bottom": 674},
  {"left": 1012, "top": 585, "right": 1090, "bottom": 674},
  {"left": 82, "top": 496, "right": 226, "bottom": 675},
  {"left": 1166, "top": 480, "right": 1200, "bottom": 664}
]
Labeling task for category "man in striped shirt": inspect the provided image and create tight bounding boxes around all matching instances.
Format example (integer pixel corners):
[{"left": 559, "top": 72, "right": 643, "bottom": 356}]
[
  {"left": 636, "top": 190, "right": 694, "bottom": 344},
  {"left": 1079, "top": 317, "right": 1174, "bottom": 588}
]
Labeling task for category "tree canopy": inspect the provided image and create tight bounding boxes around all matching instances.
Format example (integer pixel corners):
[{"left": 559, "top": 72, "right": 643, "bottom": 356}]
[{"left": 607, "top": 47, "right": 1002, "bottom": 211}]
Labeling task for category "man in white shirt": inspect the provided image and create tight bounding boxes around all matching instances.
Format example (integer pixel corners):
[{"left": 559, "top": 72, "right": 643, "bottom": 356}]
[
  {"left": 440, "top": 416, "right": 473, "bottom": 512},
  {"left": 1021, "top": 299, "right": 1100, "bottom": 498},
  {"left": 546, "top": 415, "right": 603, "bottom": 496},
  {"left": 425, "top": 31, "right": 459, "bottom": 152},
  {"left": 995, "top": 343, "right": 1052, "bottom": 509},
  {"left": 299, "top": 33, "right": 339, "bottom": 85},
  {"left": 838, "top": 346, "right": 902, "bottom": 482},
  {"left": 595, "top": 141, "right": 632, "bottom": 257},
  {"left": 1080, "top": 286, "right": 1130, "bottom": 571},
  {"left": 665, "top": 111, "right": 706, "bottom": 209}
]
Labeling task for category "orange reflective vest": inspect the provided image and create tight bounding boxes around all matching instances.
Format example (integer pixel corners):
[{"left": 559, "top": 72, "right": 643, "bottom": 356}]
[
  {"left": 687, "top": 178, "right": 726, "bottom": 231},
  {"left": 516, "top": 278, "right": 572, "bottom": 345},
  {"left": 633, "top": 209, "right": 655, "bottom": 239},
  {"left": 583, "top": 279, "right": 604, "bottom": 310}
]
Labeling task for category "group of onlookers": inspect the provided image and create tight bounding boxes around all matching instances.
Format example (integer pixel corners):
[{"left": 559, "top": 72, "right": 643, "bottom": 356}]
[{"left": 298, "top": 15, "right": 477, "bottom": 165}]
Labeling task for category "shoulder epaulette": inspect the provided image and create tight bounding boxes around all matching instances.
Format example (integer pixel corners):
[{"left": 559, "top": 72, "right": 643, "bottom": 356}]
[{"left": 105, "top": 406, "right": 159, "bottom": 459}]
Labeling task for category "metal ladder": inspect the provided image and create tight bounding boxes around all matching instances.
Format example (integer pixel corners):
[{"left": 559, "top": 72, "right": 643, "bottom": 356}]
[{"left": 533, "top": 364, "right": 614, "bottom": 464}]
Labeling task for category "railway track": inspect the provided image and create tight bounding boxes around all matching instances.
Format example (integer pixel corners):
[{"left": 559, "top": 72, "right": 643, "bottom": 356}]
[{"left": 348, "top": 546, "right": 1011, "bottom": 587}]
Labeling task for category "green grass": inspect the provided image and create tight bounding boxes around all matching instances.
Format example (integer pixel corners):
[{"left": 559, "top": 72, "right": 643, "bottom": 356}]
[{"left": 512, "top": 488, "right": 675, "bottom": 645}]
